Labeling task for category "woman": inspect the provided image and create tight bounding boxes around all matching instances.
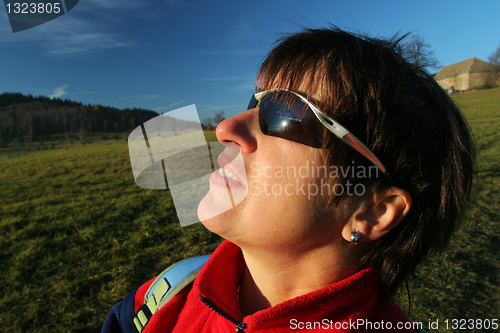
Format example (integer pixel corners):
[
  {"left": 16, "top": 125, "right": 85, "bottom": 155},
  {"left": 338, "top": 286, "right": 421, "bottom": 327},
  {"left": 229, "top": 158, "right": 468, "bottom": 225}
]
[{"left": 103, "top": 27, "right": 475, "bottom": 332}]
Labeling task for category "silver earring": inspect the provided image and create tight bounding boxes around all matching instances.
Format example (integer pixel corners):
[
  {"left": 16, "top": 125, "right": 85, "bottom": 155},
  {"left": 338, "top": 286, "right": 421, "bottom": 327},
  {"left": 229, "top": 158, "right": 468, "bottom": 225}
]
[{"left": 350, "top": 230, "right": 360, "bottom": 246}]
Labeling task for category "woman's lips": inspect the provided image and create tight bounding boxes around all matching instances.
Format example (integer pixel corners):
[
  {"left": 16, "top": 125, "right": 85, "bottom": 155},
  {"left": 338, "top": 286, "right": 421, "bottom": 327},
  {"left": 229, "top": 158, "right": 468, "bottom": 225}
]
[{"left": 209, "top": 166, "right": 246, "bottom": 189}]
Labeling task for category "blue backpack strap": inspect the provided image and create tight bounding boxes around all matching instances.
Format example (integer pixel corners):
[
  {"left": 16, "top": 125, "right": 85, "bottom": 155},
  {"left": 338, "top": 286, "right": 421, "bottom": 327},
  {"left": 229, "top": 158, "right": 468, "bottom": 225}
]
[
  {"left": 134, "top": 255, "right": 210, "bottom": 332},
  {"left": 101, "top": 287, "right": 139, "bottom": 333}
]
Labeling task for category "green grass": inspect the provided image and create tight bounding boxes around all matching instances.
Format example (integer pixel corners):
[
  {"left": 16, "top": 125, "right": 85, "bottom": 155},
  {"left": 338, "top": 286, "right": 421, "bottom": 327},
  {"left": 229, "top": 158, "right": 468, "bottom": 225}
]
[
  {"left": 0, "top": 87, "right": 499, "bottom": 333},
  {"left": 0, "top": 133, "right": 222, "bottom": 332}
]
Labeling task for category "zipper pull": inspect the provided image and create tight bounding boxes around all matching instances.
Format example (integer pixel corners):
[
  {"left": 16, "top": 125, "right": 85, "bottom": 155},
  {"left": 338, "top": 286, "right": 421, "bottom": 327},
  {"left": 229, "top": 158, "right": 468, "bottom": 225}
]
[{"left": 235, "top": 321, "right": 247, "bottom": 332}]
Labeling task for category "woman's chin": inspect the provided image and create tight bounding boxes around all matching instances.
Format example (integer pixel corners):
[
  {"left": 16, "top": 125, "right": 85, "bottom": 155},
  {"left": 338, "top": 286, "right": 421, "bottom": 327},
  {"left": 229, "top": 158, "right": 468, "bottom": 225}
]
[
  {"left": 199, "top": 210, "right": 235, "bottom": 240},
  {"left": 198, "top": 188, "right": 231, "bottom": 220},
  {"left": 198, "top": 192, "right": 234, "bottom": 234}
]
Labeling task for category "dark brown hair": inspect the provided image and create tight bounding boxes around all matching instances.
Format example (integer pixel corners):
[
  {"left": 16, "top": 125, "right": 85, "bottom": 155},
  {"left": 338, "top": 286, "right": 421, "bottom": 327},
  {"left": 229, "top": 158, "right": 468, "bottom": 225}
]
[{"left": 257, "top": 27, "right": 476, "bottom": 298}]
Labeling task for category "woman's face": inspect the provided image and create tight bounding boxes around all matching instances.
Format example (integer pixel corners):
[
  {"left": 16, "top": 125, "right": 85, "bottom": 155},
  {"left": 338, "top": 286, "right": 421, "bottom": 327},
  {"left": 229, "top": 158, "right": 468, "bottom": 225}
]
[{"left": 199, "top": 89, "right": 347, "bottom": 252}]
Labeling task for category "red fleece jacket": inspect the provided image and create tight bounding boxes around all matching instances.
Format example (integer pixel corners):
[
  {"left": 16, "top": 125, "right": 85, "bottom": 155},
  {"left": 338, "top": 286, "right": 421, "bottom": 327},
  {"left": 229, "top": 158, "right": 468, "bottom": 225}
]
[{"left": 129, "top": 241, "right": 415, "bottom": 332}]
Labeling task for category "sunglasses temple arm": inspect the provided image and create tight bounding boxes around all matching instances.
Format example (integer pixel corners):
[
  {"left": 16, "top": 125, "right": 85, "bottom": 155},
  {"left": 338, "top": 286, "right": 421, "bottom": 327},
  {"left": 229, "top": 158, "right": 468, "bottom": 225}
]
[
  {"left": 341, "top": 133, "right": 388, "bottom": 176},
  {"left": 311, "top": 108, "right": 389, "bottom": 177}
]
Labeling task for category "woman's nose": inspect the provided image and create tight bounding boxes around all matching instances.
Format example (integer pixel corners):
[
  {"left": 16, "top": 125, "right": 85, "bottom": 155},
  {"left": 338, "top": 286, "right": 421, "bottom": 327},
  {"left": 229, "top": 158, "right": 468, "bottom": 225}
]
[{"left": 215, "top": 109, "right": 258, "bottom": 154}]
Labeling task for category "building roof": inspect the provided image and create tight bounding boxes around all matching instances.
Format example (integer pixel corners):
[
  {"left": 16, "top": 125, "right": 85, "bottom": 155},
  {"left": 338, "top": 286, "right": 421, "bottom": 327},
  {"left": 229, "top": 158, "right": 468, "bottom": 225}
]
[{"left": 435, "top": 57, "right": 500, "bottom": 80}]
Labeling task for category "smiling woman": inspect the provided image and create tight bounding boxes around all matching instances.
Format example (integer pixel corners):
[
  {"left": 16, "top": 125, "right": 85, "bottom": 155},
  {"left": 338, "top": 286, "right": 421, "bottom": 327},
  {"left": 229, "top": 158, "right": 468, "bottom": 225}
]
[{"left": 103, "top": 26, "right": 475, "bottom": 333}]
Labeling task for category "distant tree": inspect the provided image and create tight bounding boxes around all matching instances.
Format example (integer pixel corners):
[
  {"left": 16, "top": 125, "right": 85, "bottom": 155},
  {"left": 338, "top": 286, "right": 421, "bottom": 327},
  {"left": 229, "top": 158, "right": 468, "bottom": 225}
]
[
  {"left": 401, "top": 35, "right": 440, "bottom": 72},
  {"left": 202, "top": 117, "right": 213, "bottom": 129},
  {"left": 485, "top": 43, "right": 500, "bottom": 88},
  {"left": 488, "top": 43, "right": 500, "bottom": 66},
  {"left": 206, "top": 122, "right": 214, "bottom": 131},
  {"left": 212, "top": 111, "right": 225, "bottom": 125},
  {"left": 484, "top": 71, "right": 499, "bottom": 89},
  {"left": 0, "top": 93, "right": 160, "bottom": 144}
]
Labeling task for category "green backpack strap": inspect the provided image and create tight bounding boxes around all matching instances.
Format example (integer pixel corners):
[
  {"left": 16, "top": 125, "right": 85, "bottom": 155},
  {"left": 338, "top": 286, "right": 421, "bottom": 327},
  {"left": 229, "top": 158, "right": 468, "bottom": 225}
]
[{"left": 134, "top": 255, "right": 210, "bottom": 332}]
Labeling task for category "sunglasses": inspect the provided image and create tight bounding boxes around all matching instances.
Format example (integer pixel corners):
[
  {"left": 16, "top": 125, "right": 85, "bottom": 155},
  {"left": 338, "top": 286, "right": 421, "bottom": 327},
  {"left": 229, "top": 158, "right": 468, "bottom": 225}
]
[{"left": 248, "top": 88, "right": 389, "bottom": 178}]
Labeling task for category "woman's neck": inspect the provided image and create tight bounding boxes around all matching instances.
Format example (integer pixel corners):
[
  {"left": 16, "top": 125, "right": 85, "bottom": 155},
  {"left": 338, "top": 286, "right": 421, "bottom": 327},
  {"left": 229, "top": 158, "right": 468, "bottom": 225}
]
[{"left": 237, "top": 242, "right": 361, "bottom": 317}]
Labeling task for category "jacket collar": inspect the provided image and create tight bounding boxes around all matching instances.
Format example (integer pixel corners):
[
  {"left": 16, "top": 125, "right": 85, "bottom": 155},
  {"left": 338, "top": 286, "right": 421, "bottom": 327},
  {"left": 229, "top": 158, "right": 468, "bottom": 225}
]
[{"left": 194, "top": 240, "right": 379, "bottom": 330}]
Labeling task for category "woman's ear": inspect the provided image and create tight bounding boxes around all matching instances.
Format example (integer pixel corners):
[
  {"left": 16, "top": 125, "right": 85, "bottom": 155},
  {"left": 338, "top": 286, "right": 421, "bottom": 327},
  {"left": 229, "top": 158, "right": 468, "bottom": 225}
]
[{"left": 342, "top": 187, "right": 411, "bottom": 243}]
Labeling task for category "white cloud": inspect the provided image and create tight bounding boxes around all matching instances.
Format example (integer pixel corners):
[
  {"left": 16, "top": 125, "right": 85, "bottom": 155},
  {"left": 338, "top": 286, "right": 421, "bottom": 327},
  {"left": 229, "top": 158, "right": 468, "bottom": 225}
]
[
  {"left": 165, "top": 50, "right": 260, "bottom": 57},
  {"left": 0, "top": 2, "right": 134, "bottom": 57},
  {"left": 154, "top": 98, "right": 190, "bottom": 111},
  {"left": 127, "top": 94, "right": 164, "bottom": 100},
  {"left": 229, "top": 82, "right": 256, "bottom": 92},
  {"left": 49, "top": 85, "right": 69, "bottom": 99},
  {"left": 200, "top": 104, "right": 244, "bottom": 112},
  {"left": 46, "top": 31, "right": 132, "bottom": 57},
  {"left": 83, "top": 0, "right": 144, "bottom": 11}
]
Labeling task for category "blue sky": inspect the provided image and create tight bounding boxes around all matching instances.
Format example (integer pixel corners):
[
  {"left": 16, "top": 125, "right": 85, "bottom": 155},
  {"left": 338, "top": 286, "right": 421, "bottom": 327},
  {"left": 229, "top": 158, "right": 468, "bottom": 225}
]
[{"left": 1, "top": 0, "right": 499, "bottom": 121}]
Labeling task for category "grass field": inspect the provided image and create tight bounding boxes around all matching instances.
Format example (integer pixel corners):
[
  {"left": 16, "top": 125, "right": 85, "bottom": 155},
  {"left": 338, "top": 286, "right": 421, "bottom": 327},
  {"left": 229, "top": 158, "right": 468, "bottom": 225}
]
[{"left": 0, "top": 89, "right": 498, "bottom": 332}]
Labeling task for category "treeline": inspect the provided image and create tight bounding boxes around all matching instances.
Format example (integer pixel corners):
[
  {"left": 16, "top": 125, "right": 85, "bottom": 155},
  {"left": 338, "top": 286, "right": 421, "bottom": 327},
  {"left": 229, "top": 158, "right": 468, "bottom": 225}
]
[{"left": 0, "top": 93, "right": 197, "bottom": 146}]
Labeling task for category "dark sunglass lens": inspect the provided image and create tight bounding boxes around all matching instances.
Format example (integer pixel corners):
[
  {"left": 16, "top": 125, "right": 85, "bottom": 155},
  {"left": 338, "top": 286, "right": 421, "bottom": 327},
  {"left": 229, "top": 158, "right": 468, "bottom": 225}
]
[
  {"left": 258, "top": 92, "right": 323, "bottom": 148},
  {"left": 247, "top": 94, "right": 258, "bottom": 110}
]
